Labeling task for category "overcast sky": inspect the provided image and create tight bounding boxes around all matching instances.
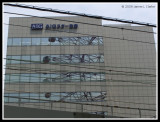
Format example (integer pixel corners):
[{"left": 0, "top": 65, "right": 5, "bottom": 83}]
[{"left": 2, "top": 2, "right": 157, "bottom": 82}]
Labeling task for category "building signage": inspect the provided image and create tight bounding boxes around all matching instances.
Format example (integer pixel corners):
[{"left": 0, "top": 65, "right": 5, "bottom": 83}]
[
  {"left": 31, "top": 23, "right": 78, "bottom": 30},
  {"left": 31, "top": 23, "right": 43, "bottom": 30}
]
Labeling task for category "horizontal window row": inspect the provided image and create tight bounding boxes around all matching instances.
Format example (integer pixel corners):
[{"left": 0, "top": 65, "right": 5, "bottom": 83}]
[
  {"left": 5, "top": 72, "right": 106, "bottom": 83},
  {"left": 4, "top": 92, "right": 106, "bottom": 103},
  {"left": 7, "top": 36, "right": 103, "bottom": 46},
  {"left": 6, "top": 54, "right": 104, "bottom": 64}
]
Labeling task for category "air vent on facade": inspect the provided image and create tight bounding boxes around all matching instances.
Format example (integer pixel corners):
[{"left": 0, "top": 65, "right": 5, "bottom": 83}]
[
  {"left": 49, "top": 37, "right": 56, "bottom": 42},
  {"left": 45, "top": 93, "right": 51, "bottom": 98},
  {"left": 43, "top": 56, "right": 50, "bottom": 63}
]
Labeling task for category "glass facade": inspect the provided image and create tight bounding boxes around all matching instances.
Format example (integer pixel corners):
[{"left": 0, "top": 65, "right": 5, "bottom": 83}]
[
  {"left": 5, "top": 72, "right": 106, "bottom": 83},
  {"left": 7, "top": 36, "right": 103, "bottom": 46},
  {"left": 4, "top": 91, "right": 106, "bottom": 103},
  {"left": 6, "top": 54, "right": 104, "bottom": 64},
  {"left": 5, "top": 35, "right": 106, "bottom": 116}
]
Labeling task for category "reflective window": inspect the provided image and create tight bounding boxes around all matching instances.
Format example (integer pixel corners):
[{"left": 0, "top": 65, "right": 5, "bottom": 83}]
[
  {"left": 21, "top": 56, "right": 30, "bottom": 64},
  {"left": 7, "top": 38, "right": 12, "bottom": 46},
  {"left": 50, "top": 93, "right": 60, "bottom": 101},
  {"left": 61, "top": 55, "right": 72, "bottom": 63},
  {"left": 60, "top": 37, "right": 70, "bottom": 45},
  {"left": 50, "top": 55, "right": 60, "bottom": 63},
  {"left": 70, "top": 37, "right": 79, "bottom": 45},
  {"left": 89, "top": 54, "right": 104, "bottom": 63},
  {"left": 41, "top": 73, "right": 51, "bottom": 83},
  {"left": 12, "top": 38, "right": 21, "bottom": 46},
  {"left": 50, "top": 74, "right": 60, "bottom": 82},
  {"left": 10, "top": 74, "right": 19, "bottom": 83},
  {"left": 20, "top": 74, "right": 30, "bottom": 83},
  {"left": 80, "top": 54, "right": 90, "bottom": 63},
  {"left": 70, "top": 73, "right": 80, "bottom": 82},
  {"left": 91, "top": 37, "right": 99, "bottom": 45},
  {"left": 99, "top": 73, "right": 106, "bottom": 81},
  {"left": 32, "top": 38, "right": 41, "bottom": 45},
  {"left": 5, "top": 91, "right": 106, "bottom": 103},
  {"left": 30, "top": 74, "right": 40, "bottom": 83},
  {"left": 9, "top": 97, "right": 19, "bottom": 103},
  {"left": 70, "top": 54, "right": 80, "bottom": 63},
  {"left": 7, "top": 36, "right": 103, "bottom": 46},
  {"left": 22, "top": 38, "right": 31, "bottom": 46},
  {"left": 11, "top": 56, "right": 21, "bottom": 64},
  {"left": 90, "top": 73, "right": 99, "bottom": 81},
  {"left": 79, "top": 37, "right": 88, "bottom": 45},
  {"left": 50, "top": 37, "right": 61, "bottom": 45},
  {"left": 5, "top": 74, "right": 10, "bottom": 83},
  {"left": 20, "top": 93, "right": 29, "bottom": 102},
  {"left": 98, "top": 37, "right": 103, "bottom": 45},
  {"left": 81, "top": 73, "right": 91, "bottom": 81},
  {"left": 31, "top": 55, "right": 40, "bottom": 63},
  {"left": 41, "top": 38, "right": 50, "bottom": 45},
  {"left": 30, "top": 93, "right": 39, "bottom": 102},
  {"left": 6, "top": 56, "right": 12, "bottom": 64},
  {"left": 4, "top": 96, "right": 9, "bottom": 103}
]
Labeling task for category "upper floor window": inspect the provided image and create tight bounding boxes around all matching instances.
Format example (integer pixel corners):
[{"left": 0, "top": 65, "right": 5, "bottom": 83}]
[
  {"left": 22, "top": 38, "right": 31, "bottom": 46},
  {"left": 12, "top": 38, "right": 21, "bottom": 46},
  {"left": 32, "top": 38, "right": 41, "bottom": 45},
  {"left": 7, "top": 38, "right": 12, "bottom": 46}
]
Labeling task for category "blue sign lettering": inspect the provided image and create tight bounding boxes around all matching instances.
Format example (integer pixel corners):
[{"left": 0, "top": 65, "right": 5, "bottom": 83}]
[
  {"left": 31, "top": 24, "right": 78, "bottom": 30},
  {"left": 31, "top": 23, "right": 43, "bottom": 30},
  {"left": 69, "top": 24, "right": 73, "bottom": 29}
]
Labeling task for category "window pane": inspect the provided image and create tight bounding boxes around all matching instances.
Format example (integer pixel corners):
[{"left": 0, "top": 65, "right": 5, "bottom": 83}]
[
  {"left": 70, "top": 55, "right": 80, "bottom": 63},
  {"left": 20, "top": 74, "right": 30, "bottom": 83},
  {"left": 41, "top": 73, "right": 51, "bottom": 83},
  {"left": 100, "top": 73, "right": 106, "bottom": 81},
  {"left": 12, "top": 38, "right": 21, "bottom": 46},
  {"left": 99, "top": 55, "right": 104, "bottom": 63},
  {"left": 60, "top": 37, "right": 70, "bottom": 45},
  {"left": 30, "top": 93, "right": 39, "bottom": 102},
  {"left": 71, "top": 73, "right": 80, "bottom": 82},
  {"left": 92, "top": 37, "right": 99, "bottom": 45},
  {"left": 84, "top": 73, "right": 91, "bottom": 81},
  {"left": 5, "top": 74, "right": 10, "bottom": 83},
  {"left": 10, "top": 74, "right": 19, "bottom": 83},
  {"left": 89, "top": 54, "right": 104, "bottom": 63},
  {"left": 50, "top": 55, "right": 60, "bottom": 63},
  {"left": 31, "top": 55, "right": 40, "bottom": 63},
  {"left": 41, "top": 38, "right": 50, "bottom": 45},
  {"left": 40, "top": 93, "right": 49, "bottom": 102},
  {"left": 8, "top": 93, "right": 19, "bottom": 102},
  {"left": 50, "top": 74, "right": 60, "bottom": 82},
  {"left": 50, "top": 93, "right": 60, "bottom": 101},
  {"left": 80, "top": 54, "right": 90, "bottom": 63},
  {"left": 30, "top": 74, "right": 40, "bottom": 83},
  {"left": 11, "top": 56, "right": 21, "bottom": 64},
  {"left": 32, "top": 38, "right": 41, "bottom": 45},
  {"left": 70, "top": 37, "right": 79, "bottom": 45},
  {"left": 21, "top": 56, "right": 30, "bottom": 64},
  {"left": 20, "top": 93, "right": 29, "bottom": 102},
  {"left": 22, "top": 38, "right": 31, "bottom": 46},
  {"left": 7, "top": 38, "right": 12, "bottom": 46},
  {"left": 61, "top": 55, "right": 71, "bottom": 63},
  {"left": 9, "top": 98, "right": 19, "bottom": 102},
  {"left": 99, "top": 37, "right": 103, "bottom": 45},
  {"left": 50, "top": 37, "right": 61, "bottom": 45},
  {"left": 4, "top": 96, "right": 9, "bottom": 103},
  {"left": 79, "top": 37, "right": 88, "bottom": 45},
  {"left": 6, "top": 56, "right": 12, "bottom": 64}
]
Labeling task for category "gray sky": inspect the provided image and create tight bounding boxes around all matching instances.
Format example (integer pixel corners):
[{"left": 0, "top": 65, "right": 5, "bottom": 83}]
[{"left": 2, "top": 2, "right": 157, "bottom": 82}]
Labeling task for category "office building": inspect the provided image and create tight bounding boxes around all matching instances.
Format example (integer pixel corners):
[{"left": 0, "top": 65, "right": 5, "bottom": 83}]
[{"left": 4, "top": 16, "right": 156, "bottom": 118}]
